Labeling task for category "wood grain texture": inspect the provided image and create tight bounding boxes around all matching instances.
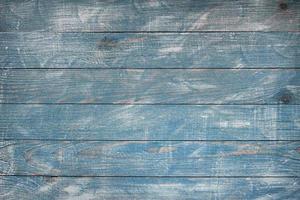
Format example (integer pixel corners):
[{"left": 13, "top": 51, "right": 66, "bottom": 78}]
[
  {"left": 1, "top": 141, "right": 299, "bottom": 176},
  {"left": 0, "top": 32, "right": 299, "bottom": 69},
  {"left": 1, "top": 0, "right": 300, "bottom": 198},
  {"left": 1, "top": 176, "right": 299, "bottom": 200},
  {"left": 0, "top": 0, "right": 299, "bottom": 32},
  {"left": 1, "top": 105, "right": 299, "bottom": 140},
  {"left": 1, "top": 69, "right": 299, "bottom": 104}
]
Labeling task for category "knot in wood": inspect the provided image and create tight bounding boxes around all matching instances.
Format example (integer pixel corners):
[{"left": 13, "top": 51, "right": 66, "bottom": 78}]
[
  {"left": 279, "top": 2, "right": 288, "bottom": 10},
  {"left": 280, "top": 93, "right": 292, "bottom": 104}
]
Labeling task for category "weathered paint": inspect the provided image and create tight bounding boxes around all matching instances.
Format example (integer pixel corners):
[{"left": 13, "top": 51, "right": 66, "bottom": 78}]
[
  {"left": 0, "top": 0, "right": 299, "bottom": 31},
  {"left": 0, "top": 105, "right": 299, "bottom": 140},
  {"left": 0, "top": 69, "right": 299, "bottom": 104},
  {"left": 0, "top": 32, "right": 299, "bottom": 69},
  {"left": 0, "top": 141, "right": 299, "bottom": 176},
  {"left": 1, "top": 0, "right": 299, "bottom": 198},
  {"left": 1, "top": 176, "right": 299, "bottom": 200}
]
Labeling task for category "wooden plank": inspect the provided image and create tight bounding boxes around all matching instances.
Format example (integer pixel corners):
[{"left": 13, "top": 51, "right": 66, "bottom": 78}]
[
  {"left": 0, "top": 32, "right": 299, "bottom": 69},
  {"left": 0, "top": 69, "right": 299, "bottom": 104},
  {"left": 1, "top": 105, "right": 299, "bottom": 140},
  {"left": 1, "top": 141, "right": 299, "bottom": 176},
  {"left": 1, "top": 176, "right": 299, "bottom": 200},
  {"left": 0, "top": 0, "right": 299, "bottom": 32}
]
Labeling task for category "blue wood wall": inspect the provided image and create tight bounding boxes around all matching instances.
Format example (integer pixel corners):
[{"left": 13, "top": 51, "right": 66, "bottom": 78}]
[{"left": 0, "top": 0, "right": 299, "bottom": 199}]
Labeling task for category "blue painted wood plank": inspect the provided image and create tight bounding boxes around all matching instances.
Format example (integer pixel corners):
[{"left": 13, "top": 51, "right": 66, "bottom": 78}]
[
  {"left": 1, "top": 176, "right": 299, "bottom": 200},
  {"left": 1, "top": 105, "right": 299, "bottom": 140},
  {"left": 1, "top": 141, "right": 299, "bottom": 176},
  {"left": 0, "top": 69, "right": 299, "bottom": 104},
  {"left": 0, "top": 0, "right": 299, "bottom": 32},
  {"left": 0, "top": 32, "right": 299, "bottom": 69}
]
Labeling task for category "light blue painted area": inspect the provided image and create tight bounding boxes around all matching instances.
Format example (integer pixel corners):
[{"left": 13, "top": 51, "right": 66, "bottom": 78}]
[
  {"left": 0, "top": 0, "right": 299, "bottom": 31},
  {"left": 1, "top": 176, "right": 299, "bottom": 199},
  {"left": 0, "top": 105, "right": 299, "bottom": 140},
  {"left": 0, "top": 0, "right": 300, "bottom": 199},
  {"left": 0, "top": 32, "right": 299, "bottom": 69},
  {"left": 1, "top": 69, "right": 299, "bottom": 104},
  {"left": 0, "top": 141, "right": 299, "bottom": 176}
]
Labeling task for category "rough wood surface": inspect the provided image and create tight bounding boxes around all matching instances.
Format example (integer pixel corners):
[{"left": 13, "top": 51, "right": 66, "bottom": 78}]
[
  {"left": 0, "top": 32, "right": 299, "bottom": 69},
  {"left": 1, "top": 69, "right": 299, "bottom": 104},
  {"left": 1, "top": 176, "right": 299, "bottom": 200},
  {"left": 1, "top": 0, "right": 300, "bottom": 197},
  {"left": 0, "top": 0, "right": 299, "bottom": 32},
  {"left": 1, "top": 141, "right": 299, "bottom": 176},
  {"left": 1, "top": 105, "right": 299, "bottom": 140}
]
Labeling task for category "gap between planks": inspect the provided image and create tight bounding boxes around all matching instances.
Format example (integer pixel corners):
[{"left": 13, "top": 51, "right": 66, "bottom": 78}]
[
  {"left": 1, "top": 175, "right": 299, "bottom": 178},
  {"left": 1, "top": 31, "right": 300, "bottom": 33},
  {"left": 2, "top": 103, "right": 300, "bottom": 105},
  {"left": 1, "top": 139, "right": 300, "bottom": 142},
  {"left": 1, "top": 68, "right": 300, "bottom": 70}
]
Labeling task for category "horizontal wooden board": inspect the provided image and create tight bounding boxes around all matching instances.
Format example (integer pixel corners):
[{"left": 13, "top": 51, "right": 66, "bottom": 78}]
[
  {"left": 0, "top": 32, "right": 299, "bottom": 69},
  {"left": 0, "top": 0, "right": 299, "bottom": 32},
  {"left": 1, "top": 176, "right": 299, "bottom": 200},
  {"left": 1, "top": 105, "right": 299, "bottom": 140},
  {"left": 1, "top": 141, "right": 299, "bottom": 176},
  {"left": 0, "top": 69, "right": 299, "bottom": 104}
]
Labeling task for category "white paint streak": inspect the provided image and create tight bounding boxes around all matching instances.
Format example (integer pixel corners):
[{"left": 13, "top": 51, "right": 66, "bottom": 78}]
[
  {"left": 294, "top": 119, "right": 300, "bottom": 128},
  {"left": 63, "top": 185, "right": 81, "bottom": 194},
  {"left": 219, "top": 120, "right": 251, "bottom": 128},
  {"left": 188, "top": 12, "right": 210, "bottom": 31},
  {"left": 39, "top": 185, "right": 52, "bottom": 192},
  {"left": 45, "top": 71, "right": 64, "bottom": 79},
  {"left": 159, "top": 47, "right": 183, "bottom": 54},
  {"left": 4, "top": 143, "right": 15, "bottom": 174},
  {"left": 77, "top": 6, "right": 100, "bottom": 24},
  {"left": 141, "top": 16, "right": 176, "bottom": 31},
  {"left": 144, "top": 183, "right": 182, "bottom": 199},
  {"left": 261, "top": 107, "right": 278, "bottom": 140},
  {"left": 63, "top": 193, "right": 96, "bottom": 200}
]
